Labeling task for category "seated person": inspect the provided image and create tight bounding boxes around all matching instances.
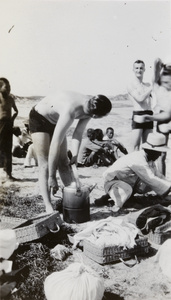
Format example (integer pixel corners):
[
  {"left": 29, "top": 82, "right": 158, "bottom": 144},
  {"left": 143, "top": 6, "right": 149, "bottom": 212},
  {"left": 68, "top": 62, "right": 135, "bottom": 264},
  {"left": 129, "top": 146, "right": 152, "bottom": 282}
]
[
  {"left": 103, "top": 127, "right": 128, "bottom": 159},
  {"left": 12, "top": 126, "right": 27, "bottom": 158},
  {"left": 95, "top": 132, "right": 171, "bottom": 211},
  {"left": 77, "top": 128, "right": 102, "bottom": 166},
  {"left": 93, "top": 128, "right": 115, "bottom": 166},
  {"left": 22, "top": 121, "right": 38, "bottom": 167},
  {"left": 77, "top": 128, "right": 113, "bottom": 167}
]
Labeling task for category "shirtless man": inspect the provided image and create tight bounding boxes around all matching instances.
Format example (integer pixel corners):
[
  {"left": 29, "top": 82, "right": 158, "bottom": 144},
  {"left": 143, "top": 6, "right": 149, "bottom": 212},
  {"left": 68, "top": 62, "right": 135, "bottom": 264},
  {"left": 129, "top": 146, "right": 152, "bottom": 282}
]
[
  {"left": 0, "top": 78, "right": 18, "bottom": 181},
  {"left": 144, "top": 57, "right": 171, "bottom": 175},
  {"left": 29, "top": 91, "right": 112, "bottom": 213},
  {"left": 127, "top": 60, "right": 153, "bottom": 151}
]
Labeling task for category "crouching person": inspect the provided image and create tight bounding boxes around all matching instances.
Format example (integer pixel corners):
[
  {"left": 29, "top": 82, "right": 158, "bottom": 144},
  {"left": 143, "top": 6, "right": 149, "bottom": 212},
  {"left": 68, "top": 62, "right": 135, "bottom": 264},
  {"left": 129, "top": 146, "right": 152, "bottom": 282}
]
[{"left": 96, "top": 132, "right": 171, "bottom": 211}]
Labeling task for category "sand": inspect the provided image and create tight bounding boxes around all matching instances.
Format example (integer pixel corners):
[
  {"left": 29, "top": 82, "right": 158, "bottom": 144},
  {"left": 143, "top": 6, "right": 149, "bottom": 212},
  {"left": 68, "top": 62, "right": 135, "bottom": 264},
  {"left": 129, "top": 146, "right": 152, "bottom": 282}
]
[{"left": 1, "top": 95, "right": 171, "bottom": 300}]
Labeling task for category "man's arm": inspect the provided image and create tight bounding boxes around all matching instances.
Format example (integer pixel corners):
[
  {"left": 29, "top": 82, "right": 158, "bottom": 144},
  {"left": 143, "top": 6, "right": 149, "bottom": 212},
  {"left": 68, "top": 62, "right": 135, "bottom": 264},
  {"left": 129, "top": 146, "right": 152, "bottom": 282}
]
[
  {"left": 153, "top": 58, "right": 163, "bottom": 84},
  {"left": 70, "top": 117, "right": 91, "bottom": 164},
  {"left": 144, "top": 111, "right": 171, "bottom": 123},
  {"left": 127, "top": 83, "right": 152, "bottom": 103},
  {"left": 131, "top": 162, "right": 171, "bottom": 196}
]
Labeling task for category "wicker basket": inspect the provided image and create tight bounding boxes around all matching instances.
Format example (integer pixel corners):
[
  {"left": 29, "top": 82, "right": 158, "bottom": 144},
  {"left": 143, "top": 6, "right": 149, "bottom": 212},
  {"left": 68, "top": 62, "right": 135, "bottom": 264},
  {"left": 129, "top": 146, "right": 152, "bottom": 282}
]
[
  {"left": 83, "top": 235, "right": 149, "bottom": 264},
  {"left": 0, "top": 216, "right": 27, "bottom": 230},
  {"left": 147, "top": 220, "right": 171, "bottom": 245},
  {"left": 0, "top": 212, "right": 62, "bottom": 244}
]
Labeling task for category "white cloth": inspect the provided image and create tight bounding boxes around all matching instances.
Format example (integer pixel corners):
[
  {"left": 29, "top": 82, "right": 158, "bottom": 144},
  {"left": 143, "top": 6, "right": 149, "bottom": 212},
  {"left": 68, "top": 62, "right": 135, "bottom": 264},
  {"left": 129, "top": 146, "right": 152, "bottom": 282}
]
[{"left": 73, "top": 217, "right": 139, "bottom": 249}]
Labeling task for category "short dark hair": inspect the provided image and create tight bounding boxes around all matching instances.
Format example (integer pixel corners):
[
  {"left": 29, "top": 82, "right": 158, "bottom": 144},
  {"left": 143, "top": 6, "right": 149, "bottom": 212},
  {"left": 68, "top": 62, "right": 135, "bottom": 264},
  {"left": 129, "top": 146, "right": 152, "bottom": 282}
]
[
  {"left": 87, "top": 128, "right": 95, "bottom": 140},
  {"left": 0, "top": 77, "right": 11, "bottom": 94},
  {"left": 106, "top": 127, "right": 114, "bottom": 134},
  {"left": 88, "top": 95, "right": 112, "bottom": 117},
  {"left": 161, "top": 65, "right": 171, "bottom": 76},
  {"left": 94, "top": 128, "right": 103, "bottom": 141},
  {"left": 134, "top": 60, "right": 145, "bottom": 66}
]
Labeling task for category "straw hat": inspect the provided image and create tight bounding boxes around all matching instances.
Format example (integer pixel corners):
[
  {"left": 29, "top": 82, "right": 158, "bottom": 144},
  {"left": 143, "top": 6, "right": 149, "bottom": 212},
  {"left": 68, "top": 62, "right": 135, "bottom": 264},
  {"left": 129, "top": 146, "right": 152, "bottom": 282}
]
[{"left": 142, "top": 132, "right": 169, "bottom": 152}]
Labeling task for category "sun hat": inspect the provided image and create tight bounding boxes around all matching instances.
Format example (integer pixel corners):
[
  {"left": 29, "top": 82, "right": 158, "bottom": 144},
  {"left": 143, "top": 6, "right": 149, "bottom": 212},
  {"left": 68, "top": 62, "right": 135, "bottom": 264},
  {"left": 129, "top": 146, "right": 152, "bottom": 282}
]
[{"left": 142, "top": 132, "right": 169, "bottom": 152}]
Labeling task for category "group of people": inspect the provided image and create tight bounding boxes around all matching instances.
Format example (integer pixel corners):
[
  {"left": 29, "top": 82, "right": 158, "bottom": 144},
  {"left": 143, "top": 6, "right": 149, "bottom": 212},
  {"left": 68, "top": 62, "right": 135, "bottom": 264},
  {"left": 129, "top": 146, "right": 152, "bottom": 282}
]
[
  {"left": 127, "top": 58, "right": 171, "bottom": 175},
  {"left": 0, "top": 56, "right": 171, "bottom": 214},
  {"left": 77, "top": 127, "right": 128, "bottom": 167}
]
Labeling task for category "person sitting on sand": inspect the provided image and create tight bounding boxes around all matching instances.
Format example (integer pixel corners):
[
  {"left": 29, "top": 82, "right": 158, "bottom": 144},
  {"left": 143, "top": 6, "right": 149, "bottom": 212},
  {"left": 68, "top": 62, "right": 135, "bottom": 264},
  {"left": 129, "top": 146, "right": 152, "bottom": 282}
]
[
  {"left": 77, "top": 128, "right": 101, "bottom": 167},
  {"left": 77, "top": 128, "right": 115, "bottom": 167},
  {"left": 103, "top": 127, "right": 128, "bottom": 159},
  {"left": 144, "top": 57, "right": 171, "bottom": 175},
  {"left": 127, "top": 60, "right": 153, "bottom": 151},
  {"left": 12, "top": 126, "right": 27, "bottom": 158},
  {"left": 95, "top": 132, "right": 171, "bottom": 211},
  {"left": 29, "top": 91, "right": 112, "bottom": 213}
]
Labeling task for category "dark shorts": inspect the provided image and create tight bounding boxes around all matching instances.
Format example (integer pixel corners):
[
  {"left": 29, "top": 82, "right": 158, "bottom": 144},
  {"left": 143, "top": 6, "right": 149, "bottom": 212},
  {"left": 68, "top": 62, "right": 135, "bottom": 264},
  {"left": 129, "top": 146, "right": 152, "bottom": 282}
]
[
  {"left": 132, "top": 110, "right": 153, "bottom": 130},
  {"left": 29, "top": 107, "right": 56, "bottom": 137}
]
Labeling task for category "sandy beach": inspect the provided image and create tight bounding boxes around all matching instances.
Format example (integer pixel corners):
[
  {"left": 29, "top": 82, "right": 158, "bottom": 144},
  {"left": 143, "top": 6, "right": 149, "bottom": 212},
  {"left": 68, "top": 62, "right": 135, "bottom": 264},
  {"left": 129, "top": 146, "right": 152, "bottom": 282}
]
[{"left": 1, "top": 95, "right": 171, "bottom": 300}]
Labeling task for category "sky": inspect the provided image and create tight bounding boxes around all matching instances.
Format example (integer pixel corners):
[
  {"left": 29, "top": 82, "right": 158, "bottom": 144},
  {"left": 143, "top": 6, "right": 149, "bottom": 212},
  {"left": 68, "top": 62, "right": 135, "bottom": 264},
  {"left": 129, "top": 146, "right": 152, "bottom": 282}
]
[{"left": 0, "top": 0, "right": 171, "bottom": 97}]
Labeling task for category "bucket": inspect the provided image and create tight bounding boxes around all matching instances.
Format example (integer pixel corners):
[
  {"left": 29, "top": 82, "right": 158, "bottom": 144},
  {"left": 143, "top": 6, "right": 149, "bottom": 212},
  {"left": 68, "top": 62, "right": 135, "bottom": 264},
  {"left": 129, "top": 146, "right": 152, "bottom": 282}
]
[{"left": 63, "top": 185, "right": 90, "bottom": 224}]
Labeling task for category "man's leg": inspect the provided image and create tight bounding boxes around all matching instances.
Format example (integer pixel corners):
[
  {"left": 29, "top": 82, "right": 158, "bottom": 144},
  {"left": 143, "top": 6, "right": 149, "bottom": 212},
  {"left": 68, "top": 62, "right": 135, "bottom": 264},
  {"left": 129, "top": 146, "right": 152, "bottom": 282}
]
[
  {"left": 108, "top": 180, "right": 133, "bottom": 211},
  {"left": 32, "top": 132, "right": 53, "bottom": 213}
]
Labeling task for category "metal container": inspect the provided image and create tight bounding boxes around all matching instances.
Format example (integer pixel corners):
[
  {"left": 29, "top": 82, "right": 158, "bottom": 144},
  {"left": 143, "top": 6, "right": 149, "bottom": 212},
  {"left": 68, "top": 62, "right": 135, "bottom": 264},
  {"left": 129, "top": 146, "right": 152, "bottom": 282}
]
[
  {"left": 63, "top": 184, "right": 96, "bottom": 224},
  {"left": 63, "top": 185, "right": 89, "bottom": 223}
]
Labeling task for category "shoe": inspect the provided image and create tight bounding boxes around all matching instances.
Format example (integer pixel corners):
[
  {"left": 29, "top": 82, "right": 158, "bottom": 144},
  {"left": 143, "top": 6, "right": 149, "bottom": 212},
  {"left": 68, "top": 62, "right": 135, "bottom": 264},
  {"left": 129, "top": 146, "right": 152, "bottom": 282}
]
[
  {"left": 141, "top": 216, "right": 164, "bottom": 235},
  {"left": 3, "top": 176, "right": 17, "bottom": 182},
  {"left": 94, "top": 194, "right": 110, "bottom": 206},
  {"left": 24, "top": 165, "right": 33, "bottom": 168}
]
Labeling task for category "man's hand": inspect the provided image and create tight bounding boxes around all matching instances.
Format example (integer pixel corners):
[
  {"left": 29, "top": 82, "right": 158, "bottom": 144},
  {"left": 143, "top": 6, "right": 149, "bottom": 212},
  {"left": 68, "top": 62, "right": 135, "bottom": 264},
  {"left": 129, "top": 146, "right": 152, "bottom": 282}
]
[
  {"left": 143, "top": 114, "right": 153, "bottom": 122},
  {"left": 48, "top": 176, "right": 59, "bottom": 196}
]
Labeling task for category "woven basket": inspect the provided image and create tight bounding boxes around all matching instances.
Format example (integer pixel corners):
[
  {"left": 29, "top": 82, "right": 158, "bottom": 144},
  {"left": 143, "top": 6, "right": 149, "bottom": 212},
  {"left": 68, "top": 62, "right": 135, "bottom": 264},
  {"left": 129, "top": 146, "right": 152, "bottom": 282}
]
[
  {"left": 147, "top": 220, "right": 171, "bottom": 245},
  {"left": 0, "top": 212, "right": 62, "bottom": 244},
  {"left": 0, "top": 216, "right": 27, "bottom": 230},
  {"left": 83, "top": 235, "right": 149, "bottom": 264}
]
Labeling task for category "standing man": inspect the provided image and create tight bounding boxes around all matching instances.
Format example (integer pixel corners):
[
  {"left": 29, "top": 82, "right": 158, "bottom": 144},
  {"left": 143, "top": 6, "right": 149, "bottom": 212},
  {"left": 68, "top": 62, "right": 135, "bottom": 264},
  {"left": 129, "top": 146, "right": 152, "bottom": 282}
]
[
  {"left": 127, "top": 60, "right": 153, "bottom": 151},
  {"left": 144, "top": 57, "right": 171, "bottom": 175},
  {"left": 0, "top": 78, "right": 18, "bottom": 181}
]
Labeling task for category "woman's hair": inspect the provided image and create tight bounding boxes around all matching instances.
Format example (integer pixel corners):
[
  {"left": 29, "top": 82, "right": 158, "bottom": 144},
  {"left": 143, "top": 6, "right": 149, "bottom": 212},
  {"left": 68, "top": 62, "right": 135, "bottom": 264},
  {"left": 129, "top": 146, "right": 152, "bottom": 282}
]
[
  {"left": 88, "top": 95, "right": 112, "bottom": 117},
  {"left": 0, "top": 77, "right": 11, "bottom": 94}
]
